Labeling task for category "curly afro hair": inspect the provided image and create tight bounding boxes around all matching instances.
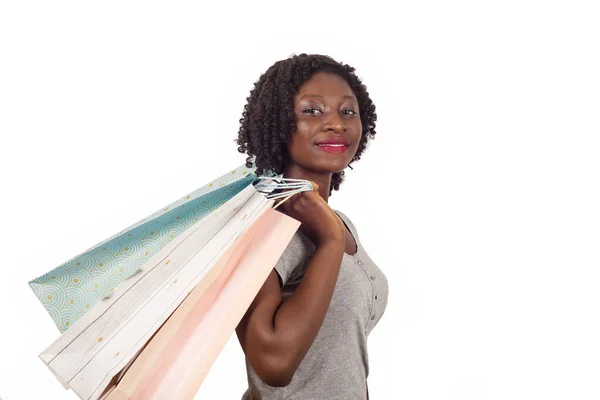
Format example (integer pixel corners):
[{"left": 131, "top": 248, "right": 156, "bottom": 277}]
[{"left": 235, "top": 53, "right": 378, "bottom": 196}]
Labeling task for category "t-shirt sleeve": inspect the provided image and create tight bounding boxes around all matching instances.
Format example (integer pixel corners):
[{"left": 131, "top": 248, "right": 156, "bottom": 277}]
[
  {"left": 273, "top": 235, "right": 308, "bottom": 288},
  {"left": 273, "top": 256, "right": 293, "bottom": 288}
]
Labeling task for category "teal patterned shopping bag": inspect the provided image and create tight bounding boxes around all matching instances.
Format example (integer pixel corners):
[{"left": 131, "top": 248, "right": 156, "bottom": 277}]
[{"left": 28, "top": 164, "right": 260, "bottom": 333}]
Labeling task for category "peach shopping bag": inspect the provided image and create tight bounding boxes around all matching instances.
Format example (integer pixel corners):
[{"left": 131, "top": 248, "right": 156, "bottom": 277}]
[
  {"left": 31, "top": 163, "right": 312, "bottom": 399},
  {"left": 102, "top": 208, "right": 300, "bottom": 400}
]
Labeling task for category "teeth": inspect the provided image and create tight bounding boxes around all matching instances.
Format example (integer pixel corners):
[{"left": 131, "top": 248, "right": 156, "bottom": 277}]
[{"left": 319, "top": 144, "right": 345, "bottom": 147}]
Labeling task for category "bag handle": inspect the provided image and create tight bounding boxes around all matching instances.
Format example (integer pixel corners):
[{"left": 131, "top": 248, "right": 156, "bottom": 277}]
[{"left": 253, "top": 176, "right": 314, "bottom": 210}]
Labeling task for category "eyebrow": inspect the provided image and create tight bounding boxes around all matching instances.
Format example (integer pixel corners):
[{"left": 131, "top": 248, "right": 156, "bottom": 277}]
[{"left": 300, "top": 94, "right": 357, "bottom": 102}]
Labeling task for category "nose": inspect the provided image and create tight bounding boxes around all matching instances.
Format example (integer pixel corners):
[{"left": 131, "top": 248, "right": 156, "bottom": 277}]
[{"left": 322, "top": 113, "right": 345, "bottom": 133}]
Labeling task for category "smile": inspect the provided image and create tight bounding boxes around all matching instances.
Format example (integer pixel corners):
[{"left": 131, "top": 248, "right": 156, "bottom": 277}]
[{"left": 316, "top": 144, "right": 350, "bottom": 154}]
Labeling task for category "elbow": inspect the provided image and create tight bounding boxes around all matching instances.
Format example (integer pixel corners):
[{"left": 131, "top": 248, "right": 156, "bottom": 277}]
[
  {"left": 260, "top": 372, "right": 293, "bottom": 388},
  {"left": 252, "top": 352, "right": 295, "bottom": 387},
  {"left": 243, "top": 324, "right": 300, "bottom": 387}
]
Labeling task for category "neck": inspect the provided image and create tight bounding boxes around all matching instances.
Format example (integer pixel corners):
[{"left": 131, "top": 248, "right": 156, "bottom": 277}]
[{"left": 282, "top": 163, "right": 332, "bottom": 203}]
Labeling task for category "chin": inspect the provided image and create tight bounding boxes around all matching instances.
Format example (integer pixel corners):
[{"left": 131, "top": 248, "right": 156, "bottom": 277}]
[
  {"left": 310, "top": 147, "right": 357, "bottom": 173},
  {"left": 313, "top": 159, "right": 350, "bottom": 174}
]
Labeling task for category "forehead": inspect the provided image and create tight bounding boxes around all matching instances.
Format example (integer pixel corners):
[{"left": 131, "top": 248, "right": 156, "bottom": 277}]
[{"left": 295, "top": 72, "right": 355, "bottom": 100}]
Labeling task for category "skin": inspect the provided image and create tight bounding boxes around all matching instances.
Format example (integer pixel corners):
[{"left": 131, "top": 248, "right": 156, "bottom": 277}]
[{"left": 235, "top": 72, "right": 369, "bottom": 398}]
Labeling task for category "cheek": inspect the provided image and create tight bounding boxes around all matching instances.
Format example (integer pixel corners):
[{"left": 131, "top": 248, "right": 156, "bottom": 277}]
[
  {"left": 286, "top": 134, "right": 311, "bottom": 162},
  {"left": 288, "top": 124, "right": 312, "bottom": 150},
  {"left": 294, "top": 119, "right": 314, "bottom": 136}
]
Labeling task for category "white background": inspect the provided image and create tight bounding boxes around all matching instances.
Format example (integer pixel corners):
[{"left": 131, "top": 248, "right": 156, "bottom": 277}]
[{"left": 1, "top": 1, "right": 599, "bottom": 399}]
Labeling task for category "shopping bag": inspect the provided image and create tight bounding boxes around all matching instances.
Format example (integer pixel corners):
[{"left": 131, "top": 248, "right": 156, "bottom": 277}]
[
  {"left": 29, "top": 164, "right": 257, "bottom": 333},
  {"left": 33, "top": 165, "right": 311, "bottom": 400},
  {"left": 101, "top": 206, "right": 300, "bottom": 400}
]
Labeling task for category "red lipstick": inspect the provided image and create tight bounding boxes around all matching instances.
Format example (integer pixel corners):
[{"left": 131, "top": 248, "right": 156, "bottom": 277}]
[{"left": 315, "top": 137, "right": 351, "bottom": 154}]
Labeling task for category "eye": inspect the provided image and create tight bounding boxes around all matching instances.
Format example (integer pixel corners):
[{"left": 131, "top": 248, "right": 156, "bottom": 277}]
[
  {"left": 303, "top": 108, "right": 357, "bottom": 115},
  {"left": 303, "top": 108, "right": 322, "bottom": 115}
]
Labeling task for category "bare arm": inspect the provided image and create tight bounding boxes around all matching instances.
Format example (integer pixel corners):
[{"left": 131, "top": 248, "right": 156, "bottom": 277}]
[
  {"left": 236, "top": 238, "right": 344, "bottom": 386},
  {"left": 236, "top": 180, "right": 346, "bottom": 387}
]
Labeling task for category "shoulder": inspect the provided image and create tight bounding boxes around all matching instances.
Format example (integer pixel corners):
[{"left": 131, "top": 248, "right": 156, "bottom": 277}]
[
  {"left": 333, "top": 209, "right": 351, "bottom": 223},
  {"left": 333, "top": 209, "right": 359, "bottom": 234}
]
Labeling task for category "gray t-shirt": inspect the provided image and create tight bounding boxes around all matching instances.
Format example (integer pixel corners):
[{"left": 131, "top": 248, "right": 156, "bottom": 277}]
[{"left": 241, "top": 210, "right": 389, "bottom": 400}]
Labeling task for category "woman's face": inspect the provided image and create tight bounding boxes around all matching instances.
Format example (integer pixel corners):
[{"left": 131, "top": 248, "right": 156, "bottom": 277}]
[{"left": 285, "top": 72, "right": 362, "bottom": 174}]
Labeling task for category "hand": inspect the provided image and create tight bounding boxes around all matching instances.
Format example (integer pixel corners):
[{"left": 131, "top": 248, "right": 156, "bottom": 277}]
[{"left": 277, "top": 181, "right": 345, "bottom": 248}]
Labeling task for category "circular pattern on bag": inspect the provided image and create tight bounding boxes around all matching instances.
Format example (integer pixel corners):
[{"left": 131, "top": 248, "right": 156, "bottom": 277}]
[{"left": 29, "top": 167, "right": 257, "bottom": 333}]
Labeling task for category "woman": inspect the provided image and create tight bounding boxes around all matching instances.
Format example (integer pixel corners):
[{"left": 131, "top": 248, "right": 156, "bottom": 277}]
[{"left": 235, "top": 53, "right": 388, "bottom": 399}]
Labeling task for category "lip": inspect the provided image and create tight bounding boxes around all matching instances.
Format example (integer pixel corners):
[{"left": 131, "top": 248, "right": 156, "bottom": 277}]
[
  {"left": 315, "top": 143, "right": 350, "bottom": 154},
  {"left": 316, "top": 137, "right": 351, "bottom": 145}
]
